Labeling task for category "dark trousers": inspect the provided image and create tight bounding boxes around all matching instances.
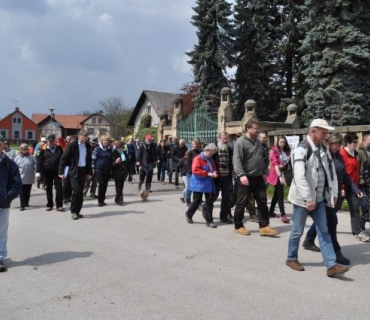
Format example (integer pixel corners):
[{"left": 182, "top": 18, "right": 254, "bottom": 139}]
[
  {"left": 218, "top": 176, "right": 231, "bottom": 220},
  {"left": 96, "top": 172, "right": 110, "bottom": 204},
  {"left": 62, "top": 176, "right": 72, "bottom": 202},
  {"left": 84, "top": 175, "right": 97, "bottom": 196},
  {"left": 139, "top": 169, "right": 153, "bottom": 190},
  {"left": 19, "top": 184, "right": 32, "bottom": 208},
  {"left": 69, "top": 167, "right": 87, "bottom": 214},
  {"left": 186, "top": 192, "right": 216, "bottom": 223},
  {"left": 234, "top": 176, "right": 270, "bottom": 229},
  {"left": 269, "top": 180, "right": 286, "bottom": 215},
  {"left": 157, "top": 162, "right": 166, "bottom": 182},
  {"left": 246, "top": 192, "right": 256, "bottom": 215},
  {"left": 44, "top": 172, "right": 63, "bottom": 209},
  {"left": 174, "top": 166, "right": 180, "bottom": 186},
  {"left": 306, "top": 206, "right": 341, "bottom": 253},
  {"left": 337, "top": 194, "right": 365, "bottom": 235},
  {"left": 114, "top": 178, "right": 125, "bottom": 203}
]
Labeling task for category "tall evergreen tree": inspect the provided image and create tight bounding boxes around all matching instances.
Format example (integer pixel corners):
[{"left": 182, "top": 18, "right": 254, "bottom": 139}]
[
  {"left": 300, "top": 0, "right": 370, "bottom": 125},
  {"left": 232, "top": 0, "right": 283, "bottom": 120},
  {"left": 187, "top": 0, "right": 233, "bottom": 112}
]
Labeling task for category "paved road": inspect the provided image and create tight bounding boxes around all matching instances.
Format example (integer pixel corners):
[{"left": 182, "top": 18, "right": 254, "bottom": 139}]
[{"left": 1, "top": 176, "right": 370, "bottom": 320}]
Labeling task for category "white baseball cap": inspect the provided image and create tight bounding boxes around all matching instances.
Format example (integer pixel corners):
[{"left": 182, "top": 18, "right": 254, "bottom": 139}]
[
  {"left": 41, "top": 137, "right": 47, "bottom": 142},
  {"left": 309, "top": 119, "right": 335, "bottom": 131}
]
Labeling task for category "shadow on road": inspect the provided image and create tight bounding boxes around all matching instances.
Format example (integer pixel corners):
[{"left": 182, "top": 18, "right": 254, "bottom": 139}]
[{"left": 6, "top": 251, "right": 93, "bottom": 268}]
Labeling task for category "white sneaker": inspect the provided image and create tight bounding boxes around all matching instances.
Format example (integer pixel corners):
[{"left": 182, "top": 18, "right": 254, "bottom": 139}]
[{"left": 354, "top": 232, "right": 370, "bottom": 242}]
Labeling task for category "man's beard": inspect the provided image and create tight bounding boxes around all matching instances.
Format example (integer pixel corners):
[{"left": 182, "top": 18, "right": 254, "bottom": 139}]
[{"left": 217, "top": 141, "right": 228, "bottom": 151}]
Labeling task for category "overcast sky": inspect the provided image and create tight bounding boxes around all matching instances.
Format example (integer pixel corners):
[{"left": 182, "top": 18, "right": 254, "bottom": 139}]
[{"left": 0, "top": 0, "right": 202, "bottom": 116}]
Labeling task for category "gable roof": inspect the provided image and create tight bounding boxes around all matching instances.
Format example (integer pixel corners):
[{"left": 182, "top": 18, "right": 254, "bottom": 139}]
[
  {"left": 127, "top": 90, "right": 180, "bottom": 126},
  {"left": 0, "top": 108, "right": 37, "bottom": 126},
  {"left": 80, "top": 112, "right": 112, "bottom": 125},
  {"left": 32, "top": 114, "right": 88, "bottom": 129}
]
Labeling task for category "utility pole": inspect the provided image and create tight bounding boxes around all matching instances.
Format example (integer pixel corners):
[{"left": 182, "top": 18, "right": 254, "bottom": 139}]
[{"left": 48, "top": 108, "right": 55, "bottom": 137}]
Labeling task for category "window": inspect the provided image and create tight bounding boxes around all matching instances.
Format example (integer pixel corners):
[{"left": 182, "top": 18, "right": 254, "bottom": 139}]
[
  {"left": 100, "top": 128, "right": 107, "bottom": 135},
  {"left": 13, "top": 118, "right": 16, "bottom": 123},
  {"left": 27, "top": 131, "right": 33, "bottom": 140},
  {"left": 0, "top": 130, "right": 6, "bottom": 138},
  {"left": 14, "top": 131, "right": 20, "bottom": 139},
  {"left": 146, "top": 105, "right": 151, "bottom": 114},
  {"left": 92, "top": 117, "right": 96, "bottom": 124},
  {"left": 98, "top": 117, "right": 102, "bottom": 124},
  {"left": 18, "top": 118, "right": 21, "bottom": 123},
  {"left": 87, "top": 127, "right": 94, "bottom": 134}
]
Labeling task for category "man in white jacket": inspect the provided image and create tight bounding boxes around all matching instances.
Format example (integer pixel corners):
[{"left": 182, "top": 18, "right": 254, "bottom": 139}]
[{"left": 286, "top": 119, "right": 349, "bottom": 277}]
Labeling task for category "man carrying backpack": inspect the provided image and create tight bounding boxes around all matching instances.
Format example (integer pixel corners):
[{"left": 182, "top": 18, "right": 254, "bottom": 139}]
[
  {"left": 286, "top": 119, "right": 349, "bottom": 277},
  {"left": 0, "top": 135, "right": 22, "bottom": 272}
]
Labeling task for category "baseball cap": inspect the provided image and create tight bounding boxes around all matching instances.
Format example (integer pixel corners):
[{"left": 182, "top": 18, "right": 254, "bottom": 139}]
[
  {"left": 145, "top": 134, "right": 152, "bottom": 140},
  {"left": 41, "top": 137, "right": 47, "bottom": 142},
  {"left": 309, "top": 119, "right": 335, "bottom": 131}
]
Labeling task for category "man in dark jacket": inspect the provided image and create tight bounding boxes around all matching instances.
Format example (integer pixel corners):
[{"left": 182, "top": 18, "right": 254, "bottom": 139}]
[
  {"left": 214, "top": 132, "right": 233, "bottom": 224},
  {"left": 0, "top": 135, "right": 22, "bottom": 272},
  {"left": 36, "top": 134, "right": 64, "bottom": 211},
  {"left": 136, "top": 134, "right": 158, "bottom": 192},
  {"left": 59, "top": 130, "right": 92, "bottom": 220},
  {"left": 172, "top": 139, "right": 188, "bottom": 189}
]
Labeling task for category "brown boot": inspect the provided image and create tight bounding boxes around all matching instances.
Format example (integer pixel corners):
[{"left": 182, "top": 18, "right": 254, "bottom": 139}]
[
  {"left": 259, "top": 226, "right": 279, "bottom": 236},
  {"left": 285, "top": 260, "right": 305, "bottom": 271},
  {"left": 234, "top": 226, "right": 251, "bottom": 235},
  {"left": 327, "top": 265, "right": 349, "bottom": 277}
]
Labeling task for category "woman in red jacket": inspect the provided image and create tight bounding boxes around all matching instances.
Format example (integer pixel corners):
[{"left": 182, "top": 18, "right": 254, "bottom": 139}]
[
  {"left": 185, "top": 143, "right": 219, "bottom": 228},
  {"left": 267, "top": 136, "right": 291, "bottom": 223}
]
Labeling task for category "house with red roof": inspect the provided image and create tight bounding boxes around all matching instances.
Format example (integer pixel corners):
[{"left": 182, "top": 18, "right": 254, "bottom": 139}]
[{"left": 0, "top": 107, "right": 38, "bottom": 143}]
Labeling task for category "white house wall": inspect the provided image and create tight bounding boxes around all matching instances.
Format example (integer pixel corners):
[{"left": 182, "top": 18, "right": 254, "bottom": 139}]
[
  {"left": 133, "top": 97, "right": 160, "bottom": 134},
  {"left": 83, "top": 116, "right": 111, "bottom": 137}
]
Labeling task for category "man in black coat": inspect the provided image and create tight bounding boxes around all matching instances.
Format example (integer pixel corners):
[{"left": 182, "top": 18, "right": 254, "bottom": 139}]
[
  {"left": 36, "top": 134, "right": 64, "bottom": 211},
  {"left": 59, "top": 130, "right": 92, "bottom": 220},
  {"left": 172, "top": 139, "right": 188, "bottom": 189},
  {"left": 136, "top": 134, "right": 158, "bottom": 192}
]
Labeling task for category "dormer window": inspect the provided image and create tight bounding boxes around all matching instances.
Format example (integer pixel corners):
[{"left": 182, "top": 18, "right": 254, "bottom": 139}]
[
  {"left": 146, "top": 105, "right": 151, "bottom": 114},
  {"left": 222, "top": 94, "right": 228, "bottom": 102}
]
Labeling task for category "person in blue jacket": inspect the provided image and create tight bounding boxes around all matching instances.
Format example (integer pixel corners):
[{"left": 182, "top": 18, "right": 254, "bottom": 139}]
[{"left": 0, "top": 135, "right": 22, "bottom": 272}]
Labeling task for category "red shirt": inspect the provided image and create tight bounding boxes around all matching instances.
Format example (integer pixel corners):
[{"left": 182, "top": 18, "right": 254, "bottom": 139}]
[{"left": 339, "top": 147, "right": 360, "bottom": 186}]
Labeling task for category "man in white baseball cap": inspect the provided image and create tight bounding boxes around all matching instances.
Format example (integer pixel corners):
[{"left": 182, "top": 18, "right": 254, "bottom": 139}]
[
  {"left": 309, "top": 119, "right": 335, "bottom": 131},
  {"left": 286, "top": 118, "right": 349, "bottom": 277}
]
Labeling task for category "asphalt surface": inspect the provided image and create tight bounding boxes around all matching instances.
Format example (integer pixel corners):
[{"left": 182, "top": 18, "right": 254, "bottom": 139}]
[{"left": 2, "top": 175, "right": 370, "bottom": 320}]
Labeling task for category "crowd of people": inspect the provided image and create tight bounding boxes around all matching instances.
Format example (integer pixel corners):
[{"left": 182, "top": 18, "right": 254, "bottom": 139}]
[{"left": 1, "top": 117, "right": 370, "bottom": 277}]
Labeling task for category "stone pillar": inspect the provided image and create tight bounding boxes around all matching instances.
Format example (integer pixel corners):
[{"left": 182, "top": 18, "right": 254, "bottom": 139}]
[
  {"left": 172, "top": 99, "right": 182, "bottom": 138},
  {"left": 218, "top": 86, "right": 233, "bottom": 134},
  {"left": 240, "top": 99, "right": 257, "bottom": 131},
  {"left": 285, "top": 104, "right": 300, "bottom": 129}
]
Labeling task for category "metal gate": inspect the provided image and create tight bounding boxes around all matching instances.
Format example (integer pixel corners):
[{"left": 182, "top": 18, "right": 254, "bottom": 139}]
[{"left": 177, "top": 106, "right": 218, "bottom": 144}]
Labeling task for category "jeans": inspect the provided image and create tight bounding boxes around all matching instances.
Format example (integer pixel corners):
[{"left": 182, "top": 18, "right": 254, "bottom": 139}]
[
  {"left": 182, "top": 175, "right": 188, "bottom": 199},
  {"left": 234, "top": 176, "right": 270, "bottom": 229},
  {"left": 167, "top": 159, "right": 173, "bottom": 182},
  {"left": 287, "top": 202, "right": 336, "bottom": 268},
  {"left": 306, "top": 206, "right": 341, "bottom": 253},
  {"left": 0, "top": 208, "right": 10, "bottom": 261},
  {"left": 185, "top": 174, "right": 192, "bottom": 203},
  {"left": 157, "top": 162, "right": 166, "bottom": 182}
]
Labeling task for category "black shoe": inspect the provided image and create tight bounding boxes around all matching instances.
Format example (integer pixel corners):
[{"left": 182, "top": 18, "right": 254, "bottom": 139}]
[
  {"left": 185, "top": 212, "right": 193, "bottom": 224},
  {"left": 220, "top": 218, "right": 233, "bottom": 224},
  {"left": 302, "top": 239, "right": 321, "bottom": 252},
  {"left": 77, "top": 213, "right": 84, "bottom": 218},
  {"left": 90, "top": 194, "right": 98, "bottom": 199},
  {"left": 206, "top": 222, "right": 217, "bottom": 228},
  {"left": 227, "top": 214, "right": 234, "bottom": 220},
  {"left": 0, "top": 261, "right": 7, "bottom": 272},
  {"left": 98, "top": 203, "right": 104, "bottom": 207},
  {"left": 147, "top": 189, "right": 152, "bottom": 193},
  {"left": 336, "top": 252, "right": 350, "bottom": 265},
  {"left": 20, "top": 207, "right": 25, "bottom": 211},
  {"left": 115, "top": 201, "right": 123, "bottom": 205},
  {"left": 25, "top": 204, "right": 29, "bottom": 207}
]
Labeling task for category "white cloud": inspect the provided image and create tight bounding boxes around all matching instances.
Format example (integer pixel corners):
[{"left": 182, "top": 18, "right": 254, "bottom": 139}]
[
  {"left": 172, "top": 53, "right": 193, "bottom": 76},
  {"left": 100, "top": 12, "right": 113, "bottom": 24}
]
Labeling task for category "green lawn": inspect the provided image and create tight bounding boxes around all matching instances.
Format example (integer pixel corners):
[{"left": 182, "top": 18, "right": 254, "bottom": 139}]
[{"left": 266, "top": 185, "right": 349, "bottom": 211}]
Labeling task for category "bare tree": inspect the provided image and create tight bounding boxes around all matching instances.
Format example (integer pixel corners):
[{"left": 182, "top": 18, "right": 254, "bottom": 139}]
[{"left": 98, "top": 97, "right": 133, "bottom": 138}]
